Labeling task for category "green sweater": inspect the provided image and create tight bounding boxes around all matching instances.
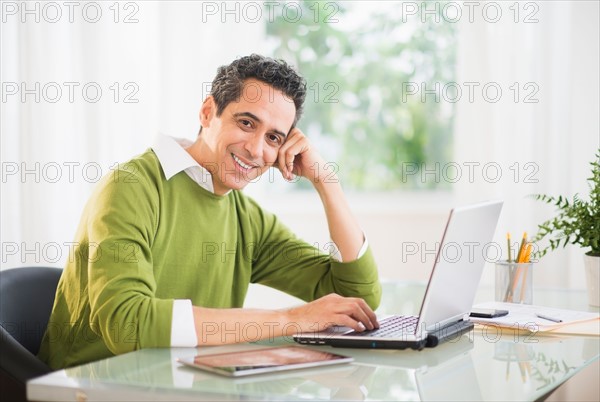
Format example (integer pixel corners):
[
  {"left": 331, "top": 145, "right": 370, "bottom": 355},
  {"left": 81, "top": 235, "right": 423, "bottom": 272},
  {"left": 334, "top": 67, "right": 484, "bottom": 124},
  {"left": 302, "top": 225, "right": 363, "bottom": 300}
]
[{"left": 38, "top": 149, "right": 381, "bottom": 369}]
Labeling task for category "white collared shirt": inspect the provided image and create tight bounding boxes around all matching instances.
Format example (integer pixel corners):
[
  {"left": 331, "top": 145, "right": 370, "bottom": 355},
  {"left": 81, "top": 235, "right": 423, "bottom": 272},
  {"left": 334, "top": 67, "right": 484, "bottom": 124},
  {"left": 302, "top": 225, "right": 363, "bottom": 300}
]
[
  {"left": 151, "top": 134, "right": 215, "bottom": 193},
  {"left": 151, "top": 135, "right": 368, "bottom": 347}
]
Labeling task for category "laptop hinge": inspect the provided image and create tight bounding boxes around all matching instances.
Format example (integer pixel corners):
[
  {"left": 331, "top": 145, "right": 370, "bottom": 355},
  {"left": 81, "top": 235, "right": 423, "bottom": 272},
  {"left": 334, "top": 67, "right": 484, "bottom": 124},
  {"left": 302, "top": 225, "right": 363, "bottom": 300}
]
[{"left": 425, "top": 320, "right": 474, "bottom": 348}]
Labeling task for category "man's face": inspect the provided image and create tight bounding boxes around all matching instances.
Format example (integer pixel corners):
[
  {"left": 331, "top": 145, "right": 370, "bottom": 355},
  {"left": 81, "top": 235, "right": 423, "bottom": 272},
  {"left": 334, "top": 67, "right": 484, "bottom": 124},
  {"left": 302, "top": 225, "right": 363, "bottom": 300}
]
[{"left": 200, "top": 79, "right": 296, "bottom": 195}]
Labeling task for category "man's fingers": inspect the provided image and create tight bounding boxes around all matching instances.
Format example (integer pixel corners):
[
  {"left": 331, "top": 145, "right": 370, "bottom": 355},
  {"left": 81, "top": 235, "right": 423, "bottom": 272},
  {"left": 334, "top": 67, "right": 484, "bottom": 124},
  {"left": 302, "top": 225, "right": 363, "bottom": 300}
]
[
  {"left": 278, "top": 129, "right": 309, "bottom": 180},
  {"left": 334, "top": 314, "right": 365, "bottom": 332},
  {"left": 293, "top": 294, "right": 379, "bottom": 334},
  {"left": 277, "top": 142, "right": 294, "bottom": 179},
  {"left": 350, "top": 302, "right": 378, "bottom": 330},
  {"left": 359, "top": 299, "right": 380, "bottom": 329},
  {"left": 333, "top": 297, "right": 378, "bottom": 331}
]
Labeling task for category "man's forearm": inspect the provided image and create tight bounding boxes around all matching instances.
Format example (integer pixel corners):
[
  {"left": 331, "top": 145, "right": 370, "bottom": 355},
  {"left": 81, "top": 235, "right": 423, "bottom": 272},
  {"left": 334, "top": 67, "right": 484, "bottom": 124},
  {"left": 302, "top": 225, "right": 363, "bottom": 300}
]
[
  {"left": 193, "top": 306, "right": 290, "bottom": 345},
  {"left": 275, "top": 127, "right": 365, "bottom": 262},
  {"left": 313, "top": 176, "right": 364, "bottom": 262},
  {"left": 193, "top": 294, "right": 378, "bottom": 346}
]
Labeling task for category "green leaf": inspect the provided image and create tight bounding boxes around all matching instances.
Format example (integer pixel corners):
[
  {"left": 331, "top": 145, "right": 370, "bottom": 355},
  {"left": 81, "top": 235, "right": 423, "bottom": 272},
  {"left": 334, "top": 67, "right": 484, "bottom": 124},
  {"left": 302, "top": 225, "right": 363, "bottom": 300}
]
[{"left": 531, "top": 150, "right": 600, "bottom": 257}]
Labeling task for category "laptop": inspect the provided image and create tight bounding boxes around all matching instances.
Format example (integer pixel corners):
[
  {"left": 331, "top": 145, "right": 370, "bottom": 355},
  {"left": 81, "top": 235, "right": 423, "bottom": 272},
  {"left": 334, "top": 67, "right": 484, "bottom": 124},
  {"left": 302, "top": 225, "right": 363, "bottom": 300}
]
[{"left": 294, "top": 200, "right": 503, "bottom": 350}]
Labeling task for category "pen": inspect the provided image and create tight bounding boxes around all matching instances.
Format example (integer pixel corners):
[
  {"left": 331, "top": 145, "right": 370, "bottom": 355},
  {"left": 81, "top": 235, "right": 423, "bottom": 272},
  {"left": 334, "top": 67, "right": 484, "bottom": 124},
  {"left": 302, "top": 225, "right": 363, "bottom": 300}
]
[
  {"left": 516, "top": 232, "right": 527, "bottom": 263},
  {"left": 535, "top": 313, "right": 563, "bottom": 323},
  {"left": 523, "top": 243, "right": 532, "bottom": 263},
  {"left": 507, "top": 232, "right": 512, "bottom": 263},
  {"left": 518, "top": 243, "right": 533, "bottom": 303}
]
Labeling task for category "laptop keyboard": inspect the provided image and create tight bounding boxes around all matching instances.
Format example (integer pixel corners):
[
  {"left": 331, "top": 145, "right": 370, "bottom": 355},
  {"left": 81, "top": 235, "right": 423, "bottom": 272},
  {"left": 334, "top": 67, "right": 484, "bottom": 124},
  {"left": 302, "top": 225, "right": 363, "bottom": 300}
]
[{"left": 349, "top": 315, "right": 419, "bottom": 338}]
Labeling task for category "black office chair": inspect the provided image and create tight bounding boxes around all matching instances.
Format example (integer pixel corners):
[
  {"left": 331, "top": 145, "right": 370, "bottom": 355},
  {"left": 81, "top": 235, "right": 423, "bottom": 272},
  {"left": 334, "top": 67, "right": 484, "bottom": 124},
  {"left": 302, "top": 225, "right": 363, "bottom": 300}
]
[{"left": 0, "top": 266, "right": 62, "bottom": 402}]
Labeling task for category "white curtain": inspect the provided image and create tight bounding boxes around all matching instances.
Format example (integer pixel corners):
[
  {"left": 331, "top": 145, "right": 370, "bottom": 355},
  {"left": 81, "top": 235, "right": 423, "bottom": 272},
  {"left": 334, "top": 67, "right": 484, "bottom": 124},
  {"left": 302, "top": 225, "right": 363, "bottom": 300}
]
[
  {"left": 2, "top": 1, "right": 598, "bottom": 293},
  {"left": 454, "top": 1, "right": 600, "bottom": 288},
  {"left": 1, "top": 1, "right": 264, "bottom": 269}
]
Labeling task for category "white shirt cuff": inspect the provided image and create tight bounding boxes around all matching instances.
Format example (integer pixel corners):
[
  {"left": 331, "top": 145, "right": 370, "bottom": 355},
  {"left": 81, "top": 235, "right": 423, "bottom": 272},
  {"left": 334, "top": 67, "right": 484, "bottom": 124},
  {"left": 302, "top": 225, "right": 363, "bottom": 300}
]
[
  {"left": 171, "top": 299, "right": 198, "bottom": 347},
  {"left": 329, "top": 234, "right": 369, "bottom": 262}
]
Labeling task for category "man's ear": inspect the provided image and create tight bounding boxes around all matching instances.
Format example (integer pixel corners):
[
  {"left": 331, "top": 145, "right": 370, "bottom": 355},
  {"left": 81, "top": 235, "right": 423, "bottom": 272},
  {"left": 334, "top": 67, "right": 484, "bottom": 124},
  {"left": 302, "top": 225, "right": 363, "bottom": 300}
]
[{"left": 200, "top": 96, "right": 216, "bottom": 128}]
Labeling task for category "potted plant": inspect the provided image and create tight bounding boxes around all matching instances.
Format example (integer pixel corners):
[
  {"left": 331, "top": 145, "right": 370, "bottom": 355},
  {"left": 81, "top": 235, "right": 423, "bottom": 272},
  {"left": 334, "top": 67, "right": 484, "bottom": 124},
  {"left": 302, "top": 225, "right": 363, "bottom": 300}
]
[{"left": 532, "top": 151, "right": 600, "bottom": 306}]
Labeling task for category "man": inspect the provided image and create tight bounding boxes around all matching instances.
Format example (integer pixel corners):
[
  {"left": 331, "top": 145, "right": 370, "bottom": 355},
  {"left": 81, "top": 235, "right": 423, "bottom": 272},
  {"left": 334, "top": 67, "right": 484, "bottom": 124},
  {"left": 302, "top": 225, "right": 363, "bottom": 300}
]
[{"left": 39, "top": 54, "right": 381, "bottom": 369}]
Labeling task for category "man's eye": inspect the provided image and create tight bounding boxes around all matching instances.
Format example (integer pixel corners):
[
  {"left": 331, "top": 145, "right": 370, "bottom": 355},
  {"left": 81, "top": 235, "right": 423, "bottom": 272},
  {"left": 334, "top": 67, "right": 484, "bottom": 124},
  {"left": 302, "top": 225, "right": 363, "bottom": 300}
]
[
  {"left": 240, "top": 119, "right": 252, "bottom": 128},
  {"left": 267, "top": 134, "right": 282, "bottom": 144}
]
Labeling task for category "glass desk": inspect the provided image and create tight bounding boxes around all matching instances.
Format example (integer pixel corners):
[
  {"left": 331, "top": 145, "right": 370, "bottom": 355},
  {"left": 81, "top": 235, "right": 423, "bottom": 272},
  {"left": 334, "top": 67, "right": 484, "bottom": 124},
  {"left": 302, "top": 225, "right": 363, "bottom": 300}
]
[{"left": 27, "top": 283, "right": 600, "bottom": 401}]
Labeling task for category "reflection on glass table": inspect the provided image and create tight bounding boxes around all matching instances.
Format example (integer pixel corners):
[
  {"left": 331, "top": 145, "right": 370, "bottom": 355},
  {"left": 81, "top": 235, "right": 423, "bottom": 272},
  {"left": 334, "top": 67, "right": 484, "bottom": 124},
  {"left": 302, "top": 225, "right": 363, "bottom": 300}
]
[{"left": 27, "top": 284, "right": 599, "bottom": 401}]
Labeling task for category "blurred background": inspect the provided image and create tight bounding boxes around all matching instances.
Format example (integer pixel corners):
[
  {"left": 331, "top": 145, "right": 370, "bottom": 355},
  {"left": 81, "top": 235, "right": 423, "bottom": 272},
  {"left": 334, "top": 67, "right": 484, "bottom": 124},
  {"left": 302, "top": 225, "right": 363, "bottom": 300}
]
[{"left": 2, "top": 1, "right": 599, "bottom": 304}]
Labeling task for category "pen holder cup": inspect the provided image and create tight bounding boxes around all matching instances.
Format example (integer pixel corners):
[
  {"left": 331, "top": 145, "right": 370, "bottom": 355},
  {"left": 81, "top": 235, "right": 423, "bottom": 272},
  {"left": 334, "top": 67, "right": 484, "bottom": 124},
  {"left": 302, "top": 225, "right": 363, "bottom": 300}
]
[{"left": 495, "top": 261, "right": 534, "bottom": 304}]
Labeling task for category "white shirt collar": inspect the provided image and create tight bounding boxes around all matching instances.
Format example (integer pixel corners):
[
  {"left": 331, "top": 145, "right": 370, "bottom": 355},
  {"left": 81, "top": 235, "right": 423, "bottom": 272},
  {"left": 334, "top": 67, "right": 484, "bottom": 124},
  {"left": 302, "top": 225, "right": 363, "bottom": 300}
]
[{"left": 151, "top": 134, "right": 215, "bottom": 194}]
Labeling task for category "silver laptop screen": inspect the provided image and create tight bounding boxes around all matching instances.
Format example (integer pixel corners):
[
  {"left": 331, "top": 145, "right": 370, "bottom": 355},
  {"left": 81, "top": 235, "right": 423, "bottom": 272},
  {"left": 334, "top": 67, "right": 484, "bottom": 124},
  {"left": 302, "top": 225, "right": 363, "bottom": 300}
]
[{"left": 417, "top": 200, "right": 503, "bottom": 333}]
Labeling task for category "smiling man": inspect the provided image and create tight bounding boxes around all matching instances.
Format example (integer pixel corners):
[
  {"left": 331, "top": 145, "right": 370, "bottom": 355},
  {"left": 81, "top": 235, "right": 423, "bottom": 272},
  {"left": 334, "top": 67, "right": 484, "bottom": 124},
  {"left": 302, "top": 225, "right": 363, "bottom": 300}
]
[{"left": 39, "top": 54, "right": 382, "bottom": 369}]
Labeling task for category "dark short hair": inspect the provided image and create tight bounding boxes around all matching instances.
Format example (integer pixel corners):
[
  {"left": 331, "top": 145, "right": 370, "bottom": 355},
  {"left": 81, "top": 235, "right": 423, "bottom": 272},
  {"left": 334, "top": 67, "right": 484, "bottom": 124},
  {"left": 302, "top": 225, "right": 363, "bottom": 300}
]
[{"left": 209, "top": 54, "right": 307, "bottom": 127}]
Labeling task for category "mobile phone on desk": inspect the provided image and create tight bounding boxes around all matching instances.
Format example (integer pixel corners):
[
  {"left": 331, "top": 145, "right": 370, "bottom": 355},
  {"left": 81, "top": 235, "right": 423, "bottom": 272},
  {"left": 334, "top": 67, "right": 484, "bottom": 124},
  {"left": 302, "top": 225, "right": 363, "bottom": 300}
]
[{"left": 469, "top": 308, "right": 509, "bottom": 318}]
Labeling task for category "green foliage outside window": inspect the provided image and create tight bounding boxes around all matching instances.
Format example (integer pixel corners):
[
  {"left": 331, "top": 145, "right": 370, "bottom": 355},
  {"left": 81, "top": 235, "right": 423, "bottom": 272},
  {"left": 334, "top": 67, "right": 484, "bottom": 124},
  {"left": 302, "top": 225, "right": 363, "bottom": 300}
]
[{"left": 265, "top": 1, "right": 457, "bottom": 190}]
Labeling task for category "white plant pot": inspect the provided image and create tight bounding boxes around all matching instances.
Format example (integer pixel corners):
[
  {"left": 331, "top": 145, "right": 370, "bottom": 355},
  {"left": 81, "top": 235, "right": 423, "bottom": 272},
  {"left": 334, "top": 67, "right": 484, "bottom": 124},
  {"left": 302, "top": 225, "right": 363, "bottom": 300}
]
[{"left": 584, "top": 254, "right": 600, "bottom": 307}]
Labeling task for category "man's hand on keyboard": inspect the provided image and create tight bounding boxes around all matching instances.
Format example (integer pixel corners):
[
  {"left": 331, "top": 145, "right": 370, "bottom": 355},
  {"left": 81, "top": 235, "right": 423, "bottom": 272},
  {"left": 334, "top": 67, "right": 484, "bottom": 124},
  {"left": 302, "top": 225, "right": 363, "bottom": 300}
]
[{"left": 285, "top": 293, "right": 380, "bottom": 334}]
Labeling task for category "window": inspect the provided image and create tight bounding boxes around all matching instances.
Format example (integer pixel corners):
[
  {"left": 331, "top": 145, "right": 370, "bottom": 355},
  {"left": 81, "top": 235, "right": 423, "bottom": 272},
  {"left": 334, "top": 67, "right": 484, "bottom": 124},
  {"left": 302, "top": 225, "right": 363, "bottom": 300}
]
[{"left": 265, "top": 1, "right": 458, "bottom": 191}]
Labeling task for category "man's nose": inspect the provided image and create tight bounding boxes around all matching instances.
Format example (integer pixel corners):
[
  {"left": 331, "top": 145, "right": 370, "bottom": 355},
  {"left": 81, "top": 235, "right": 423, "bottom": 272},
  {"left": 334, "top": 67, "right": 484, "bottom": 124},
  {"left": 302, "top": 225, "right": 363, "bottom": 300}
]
[{"left": 244, "top": 132, "right": 264, "bottom": 159}]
